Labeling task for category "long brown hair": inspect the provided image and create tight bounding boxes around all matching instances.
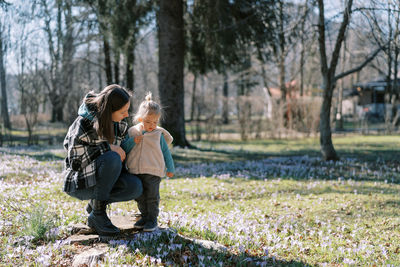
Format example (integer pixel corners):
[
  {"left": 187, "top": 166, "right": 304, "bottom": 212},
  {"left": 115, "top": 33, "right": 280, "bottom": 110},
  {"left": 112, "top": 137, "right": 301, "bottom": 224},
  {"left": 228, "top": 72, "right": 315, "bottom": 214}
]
[{"left": 85, "top": 84, "right": 131, "bottom": 143}]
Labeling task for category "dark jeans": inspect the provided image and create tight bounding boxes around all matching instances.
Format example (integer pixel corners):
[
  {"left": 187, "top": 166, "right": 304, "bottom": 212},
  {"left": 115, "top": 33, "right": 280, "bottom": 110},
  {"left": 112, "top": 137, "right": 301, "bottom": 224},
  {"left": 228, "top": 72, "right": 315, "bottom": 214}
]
[
  {"left": 136, "top": 174, "right": 161, "bottom": 223},
  {"left": 68, "top": 151, "right": 143, "bottom": 203}
]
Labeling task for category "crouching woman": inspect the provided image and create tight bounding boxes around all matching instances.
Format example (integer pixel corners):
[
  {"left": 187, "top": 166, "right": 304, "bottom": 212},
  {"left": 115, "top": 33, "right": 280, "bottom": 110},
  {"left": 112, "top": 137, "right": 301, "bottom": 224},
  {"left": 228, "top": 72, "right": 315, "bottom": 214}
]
[{"left": 63, "top": 84, "right": 142, "bottom": 236}]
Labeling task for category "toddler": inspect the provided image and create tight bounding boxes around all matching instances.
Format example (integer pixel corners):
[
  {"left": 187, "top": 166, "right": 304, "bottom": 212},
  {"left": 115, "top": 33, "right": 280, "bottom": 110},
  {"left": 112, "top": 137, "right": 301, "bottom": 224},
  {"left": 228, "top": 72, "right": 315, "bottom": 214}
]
[{"left": 126, "top": 92, "right": 174, "bottom": 232}]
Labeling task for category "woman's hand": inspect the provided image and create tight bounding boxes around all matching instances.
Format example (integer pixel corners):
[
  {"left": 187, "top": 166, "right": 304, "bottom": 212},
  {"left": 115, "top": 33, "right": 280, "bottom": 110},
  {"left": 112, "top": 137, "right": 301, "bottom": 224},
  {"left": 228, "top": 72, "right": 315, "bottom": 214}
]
[
  {"left": 110, "top": 144, "right": 126, "bottom": 162},
  {"left": 134, "top": 136, "right": 143, "bottom": 144},
  {"left": 166, "top": 172, "right": 174, "bottom": 178}
]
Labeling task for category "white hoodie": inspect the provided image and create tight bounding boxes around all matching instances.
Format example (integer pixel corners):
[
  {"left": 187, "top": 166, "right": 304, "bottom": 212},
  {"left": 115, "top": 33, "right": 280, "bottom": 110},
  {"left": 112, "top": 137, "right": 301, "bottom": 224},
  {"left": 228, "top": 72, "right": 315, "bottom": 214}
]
[{"left": 125, "top": 124, "right": 173, "bottom": 177}]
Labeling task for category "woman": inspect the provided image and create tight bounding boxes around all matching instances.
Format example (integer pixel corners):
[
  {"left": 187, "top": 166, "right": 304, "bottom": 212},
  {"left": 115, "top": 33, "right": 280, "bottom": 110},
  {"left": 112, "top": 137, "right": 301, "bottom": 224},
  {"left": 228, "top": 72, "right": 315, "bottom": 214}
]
[{"left": 63, "top": 84, "right": 142, "bottom": 236}]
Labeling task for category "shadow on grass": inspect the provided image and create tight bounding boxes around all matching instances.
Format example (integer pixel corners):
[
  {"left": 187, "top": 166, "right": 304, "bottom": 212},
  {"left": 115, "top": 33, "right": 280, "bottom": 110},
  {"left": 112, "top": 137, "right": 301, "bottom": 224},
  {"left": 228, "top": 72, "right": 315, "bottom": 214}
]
[
  {"left": 173, "top": 145, "right": 320, "bottom": 165},
  {"left": 112, "top": 228, "right": 309, "bottom": 267},
  {"left": 28, "top": 152, "right": 64, "bottom": 161},
  {"left": 0, "top": 147, "right": 64, "bottom": 161},
  {"left": 172, "top": 145, "right": 400, "bottom": 185},
  {"left": 290, "top": 184, "right": 400, "bottom": 196},
  {"left": 183, "top": 139, "right": 400, "bottom": 163},
  {"left": 339, "top": 149, "right": 400, "bottom": 162}
]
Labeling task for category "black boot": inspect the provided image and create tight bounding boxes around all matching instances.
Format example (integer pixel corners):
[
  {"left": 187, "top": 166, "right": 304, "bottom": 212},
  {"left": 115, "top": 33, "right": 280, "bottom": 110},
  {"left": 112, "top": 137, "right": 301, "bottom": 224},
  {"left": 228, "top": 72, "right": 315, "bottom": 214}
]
[
  {"left": 86, "top": 199, "right": 109, "bottom": 214},
  {"left": 87, "top": 200, "right": 120, "bottom": 236},
  {"left": 86, "top": 199, "right": 93, "bottom": 214}
]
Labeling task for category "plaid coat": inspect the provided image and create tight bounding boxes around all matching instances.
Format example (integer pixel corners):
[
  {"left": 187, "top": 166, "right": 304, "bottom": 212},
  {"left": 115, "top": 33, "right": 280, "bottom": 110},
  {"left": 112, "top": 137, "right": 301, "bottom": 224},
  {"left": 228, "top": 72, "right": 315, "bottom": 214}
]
[{"left": 63, "top": 103, "right": 129, "bottom": 193}]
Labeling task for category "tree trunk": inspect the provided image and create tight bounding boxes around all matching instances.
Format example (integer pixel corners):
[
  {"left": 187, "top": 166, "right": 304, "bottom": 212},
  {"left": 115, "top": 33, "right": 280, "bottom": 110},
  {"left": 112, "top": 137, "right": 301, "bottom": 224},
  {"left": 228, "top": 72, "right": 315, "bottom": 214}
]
[
  {"left": 299, "top": 0, "right": 309, "bottom": 97},
  {"left": 114, "top": 50, "right": 120, "bottom": 84},
  {"left": 278, "top": 1, "right": 287, "bottom": 103},
  {"left": 222, "top": 72, "right": 229, "bottom": 124},
  {"left": 51, "top": 96, "right": 64, "bottom": 122},
  {"left": 126, "top": 42, "right": 135, "bottom": 91},
  {"left": 300, "top": 26, "right": 305, "bottom": 97},
  {"left": 391, "top": 3, "right": 400, "bottom": 126},
  {"left": 97, "top": 0, "right": 112, "bottom": 86},
  {"left": 320, "top": 78, "right": 339, "bottom": 160},
  {"left": 190, "top": 73, "right": 197, "bottom": 122},
  {"left": 317, "top": 0, "right": 353, "bottom": 161},
  {"left": 97, "top": 46, "right": 103, "bottom": 90},
  {"left": 0, "top": 29, "right": 10, "bottom": 129},
  {"left": 336, "top": 78, "right": 344, "bottom": 130},
  {"left": 103, "top": 37, "right": 112, "bottom": 85},
  {"left": 336, "top": 38, "right": 346, "bottom": 131},
  {"left": 25, "top": 116, "right": 33, "bottom": 146},
  {"left": 59, "top": 1, "right": 74, "bottom": 123},
  {"left": 256, "top": 47, "right": 271, "bottom": 95},
  {"left": 125, "top": 42, "right": 135, "bottom": 122},
  {"left": 391, "top": 45, "right": 399, "bottom": 126},
  {"left": 158, "top": 0, "right": 189, "bottom": 147}
]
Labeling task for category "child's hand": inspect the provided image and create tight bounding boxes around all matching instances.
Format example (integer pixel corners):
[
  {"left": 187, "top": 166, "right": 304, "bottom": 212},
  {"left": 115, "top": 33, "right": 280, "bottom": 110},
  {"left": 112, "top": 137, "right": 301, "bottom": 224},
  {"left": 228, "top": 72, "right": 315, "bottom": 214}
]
[
  {"left": 110, "top": 144, "right": 126, "bottom": 162},
  {"left": 166, "top": 172, "right": 174, "bottom": 178},
  {"left": 134, "top": 135, "right": 143, "bottom": 144}
]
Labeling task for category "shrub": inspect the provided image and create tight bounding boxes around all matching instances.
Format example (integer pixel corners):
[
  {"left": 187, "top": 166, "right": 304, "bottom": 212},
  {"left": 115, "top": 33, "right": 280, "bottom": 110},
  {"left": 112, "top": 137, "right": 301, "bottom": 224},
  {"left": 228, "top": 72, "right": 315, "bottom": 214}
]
[{"left": 21, "top": 205, "right": 59, "bottom": 243}]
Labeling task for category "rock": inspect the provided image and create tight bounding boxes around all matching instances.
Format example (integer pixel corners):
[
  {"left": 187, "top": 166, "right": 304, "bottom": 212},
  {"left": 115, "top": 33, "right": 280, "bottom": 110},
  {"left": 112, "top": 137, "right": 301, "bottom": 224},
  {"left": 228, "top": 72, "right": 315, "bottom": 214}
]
[
  {"left": 194, "top": 239, "right": 227, "bottom": 252},
  {"left": 182, "top": 236, "right": 227, "bottom": 252},
  {"left": 110, "top": 215, "right": 137, "bottom": 233},
  {"left": 72, "top": 245, "right": 108, "bottom": 267},
  {"left": 70, "top": 223, "right": 95, "bottom": 235},
  {"left": 67, "top": 234, "right": 99, "bottom": 245},
  {"left": 67, "top": 216, "right": 139, "bottom": 244}
]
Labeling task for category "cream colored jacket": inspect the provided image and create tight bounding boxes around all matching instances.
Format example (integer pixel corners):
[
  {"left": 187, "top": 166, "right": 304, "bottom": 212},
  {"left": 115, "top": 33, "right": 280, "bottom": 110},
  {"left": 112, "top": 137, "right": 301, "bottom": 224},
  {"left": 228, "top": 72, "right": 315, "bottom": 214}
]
[{"left": 126, "top": 123, "right": 173, "bottom": 177}]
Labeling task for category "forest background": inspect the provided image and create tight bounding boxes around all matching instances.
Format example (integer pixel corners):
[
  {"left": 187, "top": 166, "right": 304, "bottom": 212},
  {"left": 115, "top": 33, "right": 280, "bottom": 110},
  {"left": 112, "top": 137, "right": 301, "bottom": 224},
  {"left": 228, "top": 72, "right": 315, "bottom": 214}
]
[
  {"left": 0, "top": 0, "right": 399, "bottom": 159},
  {"left": 3, "top": 1, "right": 400, "bottom": 265}
]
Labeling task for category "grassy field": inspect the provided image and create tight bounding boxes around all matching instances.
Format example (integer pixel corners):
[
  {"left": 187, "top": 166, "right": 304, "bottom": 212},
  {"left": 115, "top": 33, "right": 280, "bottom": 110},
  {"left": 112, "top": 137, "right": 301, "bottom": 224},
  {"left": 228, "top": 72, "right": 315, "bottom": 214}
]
[{"left": 1, "top": 135, "right": 400, "bottom": 266}]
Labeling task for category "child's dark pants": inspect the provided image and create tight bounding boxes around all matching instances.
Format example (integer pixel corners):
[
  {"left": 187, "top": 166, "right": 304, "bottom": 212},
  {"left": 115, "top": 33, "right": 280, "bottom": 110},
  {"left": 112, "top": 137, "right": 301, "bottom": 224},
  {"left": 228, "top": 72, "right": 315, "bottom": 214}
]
[{"left": 135, "top": 174, "right": 161, "bottom": 223}]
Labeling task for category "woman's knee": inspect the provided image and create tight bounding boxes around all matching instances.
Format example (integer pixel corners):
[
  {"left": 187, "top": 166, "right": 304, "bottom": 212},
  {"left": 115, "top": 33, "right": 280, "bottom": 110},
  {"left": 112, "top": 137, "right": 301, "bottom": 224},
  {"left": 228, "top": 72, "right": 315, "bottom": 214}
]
[
  {"left": 128, "top": 175, "right": 143, "bottom": 198},
  {"left": 67, "top": 187, "right": 94, "bottom": 201},
  {"left": 105, "top": 151, "right": 122, "bottom": 166},
  {"left": 121, "top": 174, "right": 143, "bottom": 199},
  {"left": 97, "top": 151, "right": 122, "bottom": 173},
  {"left": 107, "top": 173, "right": 143, "bottom": 203}
]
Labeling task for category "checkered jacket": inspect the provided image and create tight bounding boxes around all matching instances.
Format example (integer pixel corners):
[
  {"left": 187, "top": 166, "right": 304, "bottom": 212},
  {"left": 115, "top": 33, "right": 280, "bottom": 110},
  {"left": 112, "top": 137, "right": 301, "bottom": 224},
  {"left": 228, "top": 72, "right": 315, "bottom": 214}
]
[{"left": 63, "top": 113, "right": 129, "bottom": 193}]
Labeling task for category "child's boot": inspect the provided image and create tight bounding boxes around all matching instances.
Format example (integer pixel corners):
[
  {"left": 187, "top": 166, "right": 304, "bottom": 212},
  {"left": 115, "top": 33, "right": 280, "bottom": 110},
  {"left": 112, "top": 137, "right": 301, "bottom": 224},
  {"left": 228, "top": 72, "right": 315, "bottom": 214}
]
[
  {"left": 134, "top": 199, "right": 147, "bottom": 229},
  {"left": 143, "top": 218, "right": 158, "bottom": 232}
]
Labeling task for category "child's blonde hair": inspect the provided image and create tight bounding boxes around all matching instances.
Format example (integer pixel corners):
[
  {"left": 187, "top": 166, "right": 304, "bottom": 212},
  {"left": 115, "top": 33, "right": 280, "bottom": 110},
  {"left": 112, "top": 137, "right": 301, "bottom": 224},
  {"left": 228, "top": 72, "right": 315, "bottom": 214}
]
[{"left": 134, "top": 92, "right": 162, "bottom": 122}]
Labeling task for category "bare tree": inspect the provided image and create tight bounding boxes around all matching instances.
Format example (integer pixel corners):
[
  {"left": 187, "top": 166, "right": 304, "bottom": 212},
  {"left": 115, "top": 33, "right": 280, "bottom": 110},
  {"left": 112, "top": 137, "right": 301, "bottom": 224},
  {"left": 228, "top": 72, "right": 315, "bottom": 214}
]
[
  {"left": 254, "top": 0, "right": 313, "bottom": 128},
  {"left": 0, "top": 19, "right": 11, "bottom": 129},
  {"left": 17, "top": 65, "right": 42, "bottom": 145},
  {"left": 35, "top": 0, "right": 77, "bottom": 122},
  {"left": 14, "top": 20, "right": 45, "bottom": 145},
  {"left": 361, "top": 1, "right": 400, "bottom": 127},
  {"left": 0, "top": 0, "right": 11, "bottom": 146},
  {"left": 298, "top": 0, "right": 312, "bottom": 97},
  {"left": 317, "top": 0, "right": 383, "bottom": 160}
]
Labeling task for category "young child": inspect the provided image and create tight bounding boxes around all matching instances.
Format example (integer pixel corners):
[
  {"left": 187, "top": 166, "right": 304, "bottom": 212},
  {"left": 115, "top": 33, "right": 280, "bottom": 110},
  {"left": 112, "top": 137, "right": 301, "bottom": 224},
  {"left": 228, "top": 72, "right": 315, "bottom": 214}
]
[{"left": 125, "top": 92, "right": 175, "bottom": 232}]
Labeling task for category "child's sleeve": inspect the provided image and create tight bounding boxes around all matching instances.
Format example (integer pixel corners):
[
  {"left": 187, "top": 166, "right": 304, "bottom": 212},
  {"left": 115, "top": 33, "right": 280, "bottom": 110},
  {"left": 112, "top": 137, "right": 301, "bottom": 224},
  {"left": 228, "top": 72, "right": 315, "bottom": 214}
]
[
  {"left": 121, "top": 127, "right": 140, "bottom": 154},
  {"left": 120, "top": 135, "right": 134, "bottom": 154},
  {"left": 160, "top": 134, "right": 175, "bottom": 173}
]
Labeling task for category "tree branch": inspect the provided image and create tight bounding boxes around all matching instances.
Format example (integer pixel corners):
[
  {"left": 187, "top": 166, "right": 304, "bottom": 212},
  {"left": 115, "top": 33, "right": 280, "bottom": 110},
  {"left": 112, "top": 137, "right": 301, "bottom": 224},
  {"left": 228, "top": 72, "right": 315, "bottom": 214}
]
[
  {"left": 317, "top": 0, "right": 328, "bottom": 76},
  {"left": 334, "top": 45, "right": 384, "bottom": 81},
  {"left": 329, "top": 0, "right": 353, "bottom": 78}
]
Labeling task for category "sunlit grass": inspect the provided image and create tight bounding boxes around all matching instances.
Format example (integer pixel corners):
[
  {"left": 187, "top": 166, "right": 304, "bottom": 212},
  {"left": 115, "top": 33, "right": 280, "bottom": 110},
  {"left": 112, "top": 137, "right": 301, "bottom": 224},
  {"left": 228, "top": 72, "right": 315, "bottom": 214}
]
[
  {"left": 156, "top": 176, "right": 400, "bottom": 265},
  {"left": 1, "top": 135, "right": 400, "bottom": 265}
]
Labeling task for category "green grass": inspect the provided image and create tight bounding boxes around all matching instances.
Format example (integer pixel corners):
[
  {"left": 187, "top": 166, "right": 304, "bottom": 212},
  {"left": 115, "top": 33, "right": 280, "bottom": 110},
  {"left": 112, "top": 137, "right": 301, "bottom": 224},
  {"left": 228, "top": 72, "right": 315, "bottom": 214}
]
[
  {"left": 1, "top": 134, "right": 400, "bottom": 265},
  {"left": 155, "top": 177, "right": 400, "bottom": 265},
  {"left": 186, "top": 134, "right": 400, "bottom": 162}
]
